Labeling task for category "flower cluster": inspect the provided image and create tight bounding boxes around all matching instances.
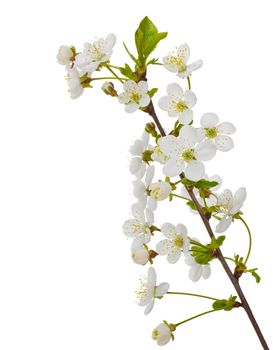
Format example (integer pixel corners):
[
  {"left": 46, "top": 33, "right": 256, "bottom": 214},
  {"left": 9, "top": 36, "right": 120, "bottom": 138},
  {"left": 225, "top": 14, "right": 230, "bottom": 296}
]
[{"left": 57, "top": 17, "right": 266, "bottom": 349}]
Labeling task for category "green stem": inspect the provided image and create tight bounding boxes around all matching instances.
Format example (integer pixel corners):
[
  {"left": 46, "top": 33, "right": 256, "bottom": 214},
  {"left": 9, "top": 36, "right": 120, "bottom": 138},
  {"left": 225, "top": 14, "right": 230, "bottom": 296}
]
[
  {"left": 187, "top": 76, "right": 191, "bottom": 90},
  {"left": 172, "top": 193, "right": 189, "bottom": 201},
  {"left": 107, "top": 64, "right": 122, "bottom": 70},
  {"left": 174, "top": 309, "right": 218, "bottom": 328},
  {"left": 105, "top": 65, "right": 125, "bottom": 83},
  {"left": 224, "top": 256, "right": 236, "bottom": 263},
  {"left": 91, "top": 76, "right": 124, "bottom": 81},
  {"left": 167, "top": 291, "right": 218, "bottom": 301},
  {"left": 239, "top": 216, "right": 252, "bottom": 264},
  {"left": 189, "top": 238, "right": 206, "bottom": 248}
]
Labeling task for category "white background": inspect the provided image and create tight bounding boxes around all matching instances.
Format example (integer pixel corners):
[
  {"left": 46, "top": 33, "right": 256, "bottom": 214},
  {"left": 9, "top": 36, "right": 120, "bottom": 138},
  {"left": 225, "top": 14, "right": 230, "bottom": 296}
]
[{"left": 0, "top": 0, "right": 273, "bottom": 349}]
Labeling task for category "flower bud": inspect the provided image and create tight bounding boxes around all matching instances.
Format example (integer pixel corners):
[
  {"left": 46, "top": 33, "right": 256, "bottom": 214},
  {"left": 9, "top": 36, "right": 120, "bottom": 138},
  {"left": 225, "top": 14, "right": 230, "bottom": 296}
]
[
  {"left": 101, "top": 82, "right": 117, "bottom": 96},
  {"left": 152, "top": 323, "right": 172, "bottom": 346},
  {"left": 131, "top": 246, "right": 149, "bottom": 265},
  {"left": 57, "top": 45, "right": 74, "bottom": 65},
  {"left": 149, "top": 182, "right": 172, "bottom": 201}
]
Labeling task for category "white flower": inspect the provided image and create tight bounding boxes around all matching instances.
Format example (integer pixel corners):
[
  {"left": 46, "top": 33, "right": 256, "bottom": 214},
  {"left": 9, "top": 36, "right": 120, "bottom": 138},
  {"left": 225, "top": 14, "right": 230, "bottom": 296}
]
[
  {"left": 163, "top": 43, "right": 203, "bottom": 78},
  {"left": 129, "top": 131, "right": 151, "bottom": 179},
  {"left": 216, "top": 188, "right": 247, "bottom": 233},
  {"left": 198, "top": 113, "right": 236, "bottom": 152},
  {"left": 118, "top": 80, "right": 151, "bottom": 113},
  {"left": 136, "top": 267, "right": 169, "bottom": 315},
  {"left": 159, "top": 125, "right": 216, "bottom": 181},
  {"left": 75, "top": 33, "right": 116, "bottom": 73},
  {"left": 156, "top": 223, "right": 189, "bottom": 263},
  {"left": 184, "top": 252, "right": 211, "bottom": 282},
  {"left": 133, "top": 165, "right": 158, "bottom": 210},
  {"left": 131, "top": 245, "right": 149, "bottom": 265},
  {"left": 65, "top": 66, "right": 84, "bottom": 99},
  {"left": 151, "top": 144, "right": 169, "bottom": 164},
  {"left": 158, "top": 83, "right": 197, "bottom": 125},
  {"left": 152, "top": 323, "right": 172, "bottom": 346},
  {"left": 122, "top": 203, "right": 154, "bottom": 247},
  {"left": 57, "top": 45, "right": 74, "bottom": 65},
  {"left": 149, "top": 181, "right": 172, "bottom": 201}
]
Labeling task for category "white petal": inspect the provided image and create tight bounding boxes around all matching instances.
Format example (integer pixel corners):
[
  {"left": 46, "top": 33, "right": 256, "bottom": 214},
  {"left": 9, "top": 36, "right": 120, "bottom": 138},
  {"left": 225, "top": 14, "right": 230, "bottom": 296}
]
[
  {"left": 156, "top": 240, "right": 171, "bottom": 255},
  {"left": 216, "top": 216, "right": 232, "bottom": 233},
  {"left": 105, "top": 33, "right": 116, "bottom": 50},
  {"left": 131, "top": 203, "right": 145, "bottom": 222},
  {"left": 163, "top": 55, "right": 179, "bottom": 72},
  {"left": 144, "top": 300, "right": 155, "bottom": 315},
  {"left": 184, "top": 90, "right": 197, "bottom": 108},
  {"left": 158, "top": 135, "right": 180, "bottom": 157},
  {"left": 217, "top": 122, "right": 236, "bottom": 135},
  {"left": 139, "top": 94, "right": 150, "bottom": 107},
  {"left": 186, "top": 60, "right": 203, "bottom": 73},
  {"left": 136, "top": 163, "right": 146, "bottom": 179},
  {"left": 123, "top": 219, "right": 142, "bottom": 237},
  {"left": 145, "top": 165, "right": 155, "bottom": 185},
  {"left": 175, "top": 223, "right": 188, "bottom": 235},
  {"left": 177, "top": 43, "right": 190, "bottom": 63},
  {"left": 234, "top": 187, "right": 247, "bottom": 204},
  {"left": 167, "top": 249, "right": 181, "bottom": 263},
  {"left": 118, "top": 92, "right": 130, "bottom": 104},
  {"left": 131, "top": 235, "right": 146, "bottom": 249},
  {"left": 209, "top": 175, "right": 222, "bottom": 190},
  {"left": 129, "top": 157, "right": 142, "bottom": 174},
  {"left": 167, "top": 83, "right": 184, "bottom": 98},
  {"left": 133, "top": 180, "right": 146, "bottom": 198},
  {"left": 141, "top": 130, "right": 149, "bottom": 146},
  {"left": 125, "top": 103, "right": 139, "bottom": 113},
  {"left": 215, "top": 135, "right": 234, "bottom": 152},
  {"left": 200, "top": 113, "right": 219, "bottom": 128},
  {"left": 179, "top": 125, "right": 198, "bottom": 147},
  {"left": 189, "top": 265, "right": 202, "bottom": 282},
  {"left": 130, "top": 140, "right": 144, "bottom": 156},
  {"left": 185, "top": 160, "right": 205, "bottom": 181},
  {"left": 138, "top": 81, "right": 149, "bottom": 93},
  {"left": 147, "top": 197, "right": 158, "bottom": 211},
  {"left": 145, "top": 208, "right": 154, "bottom": 226},
  {"left": 218, "top": 189, "right": 233, "bottom": 208},
  {"left": 195, "top": 140, "right": 217, "bottom": 161},
  {"left": 163, "top": 158, "right": 185, "bottom": 177},
  {"left": 161, "top": 223, "right": 176, "bottom": 238},
  {"left": 155, "top": 283, "right": 170, "bottom": 297},
  {"left": 202, "top": 265, "right": 211, "bottom": 279},
  {"left": 178, "top": 109, "right": 193, "bottom": 125},
  {"left": 158, "top": 96, "right": 170, "bottom": 111},
  {"left": 148, "top": 266, "right": 157, "bottom": 287},
  {"left": 123, "top": 80, "right": 137, "bottom": 91}
]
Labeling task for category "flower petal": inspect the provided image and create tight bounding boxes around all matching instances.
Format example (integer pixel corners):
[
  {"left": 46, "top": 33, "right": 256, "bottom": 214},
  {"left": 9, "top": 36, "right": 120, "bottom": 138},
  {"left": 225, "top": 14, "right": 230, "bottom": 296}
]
[
  {"left": 148, "top": 197, "right": 158, "bottom": 211},
  {"left": 177, "top": 43, "right": 190, "bottom": 63},
  {"left": 144, "top": 300, "right": 155, "bottom": 315},
  {"left": 145, "top": 165, "right": 155, "bottom": 185},
  {"left": 156, "top": 239, "right": 172, "bottom": 255},
  {"left": 163, "top": 55, "right": 179, "bottom": 72},
  {"left": 217, "top": 122, "right": 236, "bottom": 135},
  {"left": 131, "top": 203, "right": 145, "bottom": 222},
  {"left": 175, "top": 223, "right": 188, "bottom": 235},
  {"left": 158, "top": 135, "right": 180, "bottom": 157},
  {"left": 200, "top": 113, "right": 219, "bottom": 128},
  {"left": 186, "top": 60, "right": 203, "bottom": 74},
  {"left": 167, "top": 82, "right": 184, "bottom": 98},
  {"left": 179, "top": 125, "right": 198, "bottom": 147},
  {"left": 202, "top": 265, "right": 211, "bottom": 279},
  {"left": 218, "top": 189, "right": 233, "bottom": 208},
  {"left": 178, "top": 109, "right": 193, "bottom": 125},
  {"left": 216, "top": 216, "right": 232, "bottom": 233},
  {"left": 125, "top": 103, "right": 139, "bottom": 113},
  {"left": 189, "top": 265, "right": 202, "bottom": 282},
  {"left": 129, "top": 157, "right": 142, "bottom": 175},
  {"left": 158, "top": 96, "right": 170, "bottom": 111},
  {"left": 145, "top": 208, "right": 154, "bottom": 226},
  {"left": 167, "top": 249, "right": 181, "bottom": 263},
  {"left": 163, "top": 158, "right": 185, "bottom": 177},
  {"left": 185, "top": 160, "right": 205, "bottom": 181},
  {"left": 215, "top": 135, "right": 234, "bottom": 152},
  {"left": 155, "top": 283, "right": 170, "bottom": 297},
  {"left": 148, "top": 266, "right": 157, "bottom": 287},
  {"left": 184, "top": 90, "right": 197, "bottom": 108},
  {"left": 139, "top": 94, "right": 150, "bottom": 107},
  {"left": 195, "top": 140, "right": 217, "bottom": 161},
  {"left": 161, "top": 223, "right": 176, "bottom": 238},
  {"left": 138, "top": 81, "right": 149, "bottom": 93}
]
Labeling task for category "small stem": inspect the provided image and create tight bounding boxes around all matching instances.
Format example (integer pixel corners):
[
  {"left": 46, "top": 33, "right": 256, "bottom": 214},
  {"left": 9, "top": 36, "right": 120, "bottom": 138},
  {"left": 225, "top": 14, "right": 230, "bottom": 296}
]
[
  {"left": 105, "top": 65, "right": 125, "bottom": 83},
  {"left": 224, "top": 256, "right": 236, "bottom": 263},
  {"left": 91, "top": 76, "right": 125, "bottom": 81},
  {"left": 239, "top": 216, "right": 252, "bottom": 264},
  {"left": 167, "top": 291, "right": 218, "bottom": 301},
  {"left": 172, "top": 193, "right": 189, "bottom": 201},
  {"left": 107, "top": 64, "right": 121, "bottom": 70},
  {"left": 174, "top": 309, "right": 218, "bottom": 328},
  {"left": 187, "top": 76, "right": 191, "bottom": 90}
]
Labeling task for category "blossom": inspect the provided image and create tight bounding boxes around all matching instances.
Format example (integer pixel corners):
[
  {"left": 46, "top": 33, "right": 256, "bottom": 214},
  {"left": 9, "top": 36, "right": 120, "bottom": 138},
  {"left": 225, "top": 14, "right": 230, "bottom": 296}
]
[
  {"left": 151, "top": 144, "right": 169, "bottom": 164},
  {"left": 149, "top": 181, "right": 172, "bottom": 201},
  {"left": 136, "top": 267, "right": 169, "bottom": 315},
  {"left": 158, "top": 125, "right": 216, "bottom": 181},
  {"left": 65, "top": 66, "right": 84, "bottom": 99},
  {"left": 158, "top": 83, "right": 197, "bottom": 125},
  {"left": 118, "top": 80, "right": 151, "bottom": 113},
  {"left": 57, "top": 45, "right": 74, "bottom": 65},
  {"left": 156, "top": 223, "right": 189, "bottom": 263},
  {"left": 75, "top": 33, "right": 116, "bottom": 73},
  {"left": 152, "top": 323, "right": 172, "bottom": 346},
  {"left": 131, "top": 245, "right": 149, "bottom": 265},
  {"left": 122, "top": 203, "right": 154, "bottom": 247},
  {"left": 216, "top": 188, "right": 247, "bottom": 233},
  {"left": 163, "top": 43, "right": 203, "bottom": 78},
  {"left": 133, "top": 165, "right": 157, "bottom": 210},
  {"left": 129, "top": 131, "right": 152, "bottom": 179},
  {"left": 184, "top": 252, "right": 211, "bottom": 282},
  {"left": 197, "top": 113, "right": 236, "bottom": 152}
]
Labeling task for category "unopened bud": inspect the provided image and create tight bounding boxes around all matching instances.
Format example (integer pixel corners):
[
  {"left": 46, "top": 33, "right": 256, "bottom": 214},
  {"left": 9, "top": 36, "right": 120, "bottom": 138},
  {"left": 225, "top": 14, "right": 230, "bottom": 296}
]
[
  {"left": 131, "top": 246, "right": 149, "bottom": 265},
  {"left": 101, "top": 82, "right": 117, "bottom": 96}
]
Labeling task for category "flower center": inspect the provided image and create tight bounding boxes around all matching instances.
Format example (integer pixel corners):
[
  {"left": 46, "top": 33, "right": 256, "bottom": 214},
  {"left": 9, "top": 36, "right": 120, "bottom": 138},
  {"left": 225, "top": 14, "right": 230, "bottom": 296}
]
[
  {"left": 136, "top": 277, "right": 148, "bottom": 301},
  {"left": 150, "top": 187, "right": 161, "bottom": 200},
  {"left": 152, "top": 330, "right": 159, "bottom": 340},
  {"left": 182, "top": 148, "right": 195, "bottom": 162},
  {"left": 130, "top": 92, "right": 140, "bottom": 103},
  {"left": 174, "top": 235, "right": 184, "bottom": 248},
  {"left": 176, "top": 100, "right": 187, "bottom": 112},
  {"left": 205, "top": 127, "right": 217, "bottom": 139}
]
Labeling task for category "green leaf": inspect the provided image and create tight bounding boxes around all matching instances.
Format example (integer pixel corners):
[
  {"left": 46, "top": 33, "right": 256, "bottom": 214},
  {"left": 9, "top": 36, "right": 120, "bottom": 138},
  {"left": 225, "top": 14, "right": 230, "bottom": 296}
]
[
  {"left": 186, "top": 201, "right": 197, "bottom": 211},
  {"left": 119, "top": 64, "right": 136, "bottom": 80},
  {"left": 148, "top": 88, "right": 158, "bottom": 98},
  {"left": 123, "top": 42, "right": 140, "bottom": 66},
  {"left": 249, "top": 269, "right": 261, "bottom": 283},
  {"left": 194, "top": 179, "right": 219, "bottom": 189},
  {"left": 135, "top": 16, "right": 167, "bottom": 66},
  {"left": 212, "top": 300, "right": 228, "bottom": 310},
  {"left": 147, "top": 58, "right": 159, "bottom": 65}
]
